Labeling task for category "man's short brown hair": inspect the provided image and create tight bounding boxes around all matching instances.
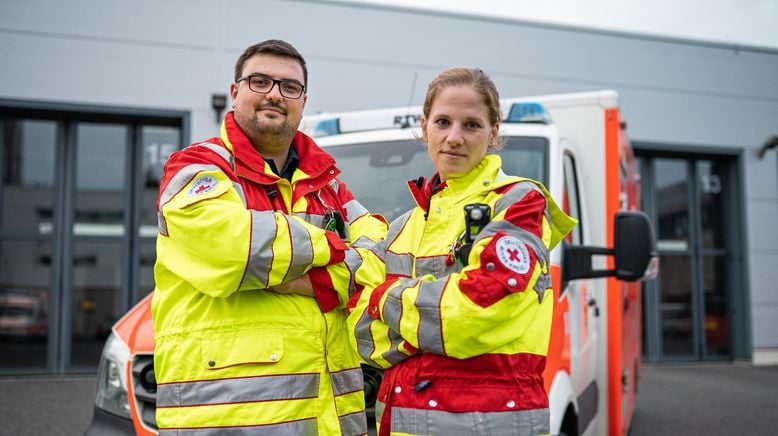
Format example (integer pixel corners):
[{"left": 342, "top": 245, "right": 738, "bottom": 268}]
[{"left": 234, "top": 39, "right": 308, "bottom": 88}]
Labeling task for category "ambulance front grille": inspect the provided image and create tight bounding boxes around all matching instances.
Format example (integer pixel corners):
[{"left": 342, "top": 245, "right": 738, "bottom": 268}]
[{"left": 131, "top": 354, "right": 158, "bottom": 432}]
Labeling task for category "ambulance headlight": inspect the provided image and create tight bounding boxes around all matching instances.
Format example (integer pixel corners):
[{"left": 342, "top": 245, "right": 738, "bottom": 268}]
[{"left": 94, "top": 332, "right": 132, "bottom": 419}]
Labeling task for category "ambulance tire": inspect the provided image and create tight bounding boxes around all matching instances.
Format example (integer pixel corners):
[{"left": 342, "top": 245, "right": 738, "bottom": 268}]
[{"left": 559, "top": 404, "right": 578, "bottom": 436}]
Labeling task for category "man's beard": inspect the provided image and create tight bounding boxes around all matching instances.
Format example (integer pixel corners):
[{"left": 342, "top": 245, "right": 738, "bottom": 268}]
[{"left": 236, "top": 104, "right": 297, "bottom": 149}]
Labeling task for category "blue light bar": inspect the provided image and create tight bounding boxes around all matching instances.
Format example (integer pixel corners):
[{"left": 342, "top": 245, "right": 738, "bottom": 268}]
[
  {"left": 506, "top": 102, "right": 552, "bottom": 124},
  {"left": 313, "top": 118, "right": 340, "bottom": 136}
]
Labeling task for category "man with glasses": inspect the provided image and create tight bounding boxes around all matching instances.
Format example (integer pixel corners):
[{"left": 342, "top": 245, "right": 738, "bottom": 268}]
[{"left": 151, "top": 39, "right": 387, "bottom": 435}]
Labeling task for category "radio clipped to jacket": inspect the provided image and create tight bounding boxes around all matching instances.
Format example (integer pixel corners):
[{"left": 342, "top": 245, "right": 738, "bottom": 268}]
[
  {"left": 323, "top": 209, "right": 348, "bottom": 240},
  {"left": 455, "top": 203, "right": 491, "bottom": 267}
]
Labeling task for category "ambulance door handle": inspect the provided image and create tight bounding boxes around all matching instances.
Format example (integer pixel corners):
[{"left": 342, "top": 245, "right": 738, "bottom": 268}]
[{"left": 588, "top": 298, "right": 600, "bottom": 317}]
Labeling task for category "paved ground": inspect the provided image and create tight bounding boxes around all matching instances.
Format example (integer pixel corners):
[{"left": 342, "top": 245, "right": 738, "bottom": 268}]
[
  {"left": 1, "top": 363, "right": 777, "bottom": 435},
  {"left": 630, "top": 362, "right": 778, "bottom": 435},
  {"left": 0, "top": 375, "right": 96, "bottom": 436}
]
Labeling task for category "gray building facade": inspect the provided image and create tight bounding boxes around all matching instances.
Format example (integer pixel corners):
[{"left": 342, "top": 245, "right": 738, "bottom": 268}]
[{"left": 1, "top": 0, "right": 776, "bottom": 374}]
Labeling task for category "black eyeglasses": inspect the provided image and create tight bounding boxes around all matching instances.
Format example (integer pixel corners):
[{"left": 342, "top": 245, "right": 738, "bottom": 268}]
[{"left": 236, "top": 74, "right": 306, "bottom": 99}]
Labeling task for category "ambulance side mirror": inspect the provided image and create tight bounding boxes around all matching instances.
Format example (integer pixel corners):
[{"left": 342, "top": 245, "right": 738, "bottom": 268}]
[
  {"left": 613, "top": 211, "right": 655, "bottom": 281},
  {"left": 562, "top": 211, "right": 656, "bottom": 284}
]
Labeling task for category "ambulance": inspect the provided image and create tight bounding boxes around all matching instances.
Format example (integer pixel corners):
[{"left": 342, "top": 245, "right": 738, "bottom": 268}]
[{"left": 86, "top": 89, "right": 656, "bottom": 436}]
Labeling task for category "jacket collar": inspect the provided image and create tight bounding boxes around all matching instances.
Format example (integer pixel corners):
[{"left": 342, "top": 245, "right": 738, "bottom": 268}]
[
  {"left": 443, "top": 153, "right": 504, "bottom": 197},
  {"left": 219, "top": 111, "right": 339, "bottom": 187}
]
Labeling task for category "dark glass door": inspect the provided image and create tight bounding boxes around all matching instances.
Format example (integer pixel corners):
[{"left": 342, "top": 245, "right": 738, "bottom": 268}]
[
  {"left": 0, "top": 119, "right": 59, "bottom": 372},
  {"left": 639, "top": 153, "right": 738, "bottom": 361},
  {"left": 1, "top": 109, "right": 183, "bottom": 374}
]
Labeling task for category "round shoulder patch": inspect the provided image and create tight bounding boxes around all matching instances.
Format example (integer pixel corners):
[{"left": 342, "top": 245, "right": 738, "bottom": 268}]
[
  {"left": 496, "top": 235, "right": 531, "bottom": 274},
  {"left": 187, "top": 175, "right": 218, "bottom": 197}
]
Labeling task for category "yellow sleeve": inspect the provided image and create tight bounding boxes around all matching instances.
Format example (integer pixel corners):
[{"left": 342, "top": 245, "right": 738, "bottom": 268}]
[
  {"left": 158, "top": 166, "right": 346, "bottom": 298},
  {"left": 364, "top": 183, "right": 576, "bottom": 359}
]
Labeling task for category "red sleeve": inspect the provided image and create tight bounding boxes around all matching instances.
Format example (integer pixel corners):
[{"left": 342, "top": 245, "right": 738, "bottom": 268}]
[
  {"left": 308, "top": 267, "right": 341, "bottom": 312},
  {"left": 459, "top": 190, "right": 547, "bottom": 308}
]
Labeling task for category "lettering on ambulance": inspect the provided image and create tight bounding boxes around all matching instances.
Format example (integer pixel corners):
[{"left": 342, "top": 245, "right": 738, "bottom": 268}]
[{"left": 392, "top": 114, "right": 421, "bottom": 128}]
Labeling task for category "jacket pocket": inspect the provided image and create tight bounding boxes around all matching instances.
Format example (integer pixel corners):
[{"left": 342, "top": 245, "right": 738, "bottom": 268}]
[{"left": 200, "top": 333, "right": 284, "bottom": 370}]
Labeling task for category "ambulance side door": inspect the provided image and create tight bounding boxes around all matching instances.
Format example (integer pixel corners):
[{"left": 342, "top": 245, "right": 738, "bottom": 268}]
[{"left": 562, "top": 150, "right": 599, "bottom": 426}]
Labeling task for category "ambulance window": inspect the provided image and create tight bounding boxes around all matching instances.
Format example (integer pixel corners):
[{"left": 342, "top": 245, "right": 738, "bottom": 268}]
[
  {"left": 563, "top": 153, "right": 583, "bottom": 245},
  {"left": 499, "top": 136, "right": 547, "bottom": 185},
  {"left": 328, "top": 140, "right": 434, "bottom": 222}
]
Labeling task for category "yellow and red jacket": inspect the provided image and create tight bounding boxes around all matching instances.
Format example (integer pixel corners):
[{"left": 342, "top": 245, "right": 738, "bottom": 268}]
[
  {"left": 151, "top": 112, "right": 387, "bottom": 435},
  {"left": 348, "top": 154, "right": 575, "bottom": 436}
]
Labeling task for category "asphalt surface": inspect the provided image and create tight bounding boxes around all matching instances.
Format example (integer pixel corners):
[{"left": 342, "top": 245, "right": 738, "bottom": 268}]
[
  {"left": 1, "top": 363, "right": 776, "bottom": 435},
  {"left": 630, "top": 363, "right": 778, "bottom": 435}
]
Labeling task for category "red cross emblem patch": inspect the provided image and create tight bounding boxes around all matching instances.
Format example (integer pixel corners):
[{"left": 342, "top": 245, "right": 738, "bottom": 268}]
[
  {"left": 496, "top": 235, "right": 530, "bottom": 274},
  {"left": 187, "top": 175, "right": 218, "bottom": 197}
]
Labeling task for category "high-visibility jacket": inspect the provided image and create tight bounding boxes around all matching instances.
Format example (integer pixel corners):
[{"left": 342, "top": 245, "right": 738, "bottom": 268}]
[
  {"left": 348, "top": 154, "right": 576, "bottom": 436},
  {"left": 152, "top": 112, "right": 387, "bottom": 435}
]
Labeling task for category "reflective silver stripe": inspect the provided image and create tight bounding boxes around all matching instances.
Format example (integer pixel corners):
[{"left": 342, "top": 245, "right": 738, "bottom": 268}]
[
  {"left": 381, "top": 277, "right": 420, "bottom": 334},
  {"left": 156, "top": 373, "right": 320, "bottom": 407},
  {"left": 383, "top": 277, "right": 447, "bottom": 355},
  {"left": 382, "top": 328, "right": 411, "bottom": 366},
  {"left": 375, "top": 400, "right": 386, "bottom": 424},
  {"left": 158, "top": 417, "right": 317, "bottom": 436},
  {"left": 343, "top": 199, "right": 369, "bottom": 224},
  {"left": 193, "top": 141, "right": 234, "bottom": 168},
  {"left": 354, "top": 295, "right": 410, "bottom": 366},
  {"left": 246, "top": 211, "right": 278, "bottom": 286},
  {"left": 245, "top": 212, "right": 315, "bottom": 287},
  {"left": 385, "top": 252, "right": 414, "bottom": 276},
  {"left": 384, "top": 211, "right": 415, "bottom": 275},
  {"left": 479, "top": 220, "right": 550, "bottom": 301},
  {"left": 414, "top": 255, "right": 449, "bottom": 277},
  {"left": 292, "top": 211, "right": 352, "bottom": 243},
  {"left": 232, "top": 181, "right": 247, "bottom": 206},
  {"left": 386, "top": 210, "right": 412, "bottom": 245},
  {"left": 493, "top": 181, "right": 541, "bottom": 217},
  {"left": 494, "top": 181, "right": 554, "bottom": 239},
  {"left": 330, "top": 367, "right": 364, "bottom": 396},
  {"left": 480, "top": 220, "right": 549, "bottom": 266},
  {"left": 497, "top": 181, "right": 553, "bottom": 227},
  {"left": 354, "top": 311, "right": 381, "bottom": 367},
  {"left": 339, "top": 411, "right": 368, "bottom": 436},
  {"left": 156, "top": 142, "right": 235, "bottom": 236},
  {"left": 158, "top": 211, "right": 169, "bottom": 236},
  {"left": 414, "top": 278, "right": 447, "bottom": 354},
  {"left": 533, "top": 271, "right": 552, "bottom": 303},
  {"left": 282, "top": 216, "right": 317, "bottom": 285},
  {"left": 390, "top": 407, "right": 550, "bottom": 435},
  {"left": 188, "top": 143, "right": 247, "bottom": 205},
  {"left": 351, "top": 236, "right": 384, "bottom": 262},
  {"left": 158, "top": 163, "right": 222, "bottom": 235},
  {"left": 159, "top": 164, "right": 221, "bottom": 208},
  {"left": 343, "top": 248, "right": 363, "bottom": 297},
  {"left": 293, "top": 212, "right": 326, "bottom": 229}
]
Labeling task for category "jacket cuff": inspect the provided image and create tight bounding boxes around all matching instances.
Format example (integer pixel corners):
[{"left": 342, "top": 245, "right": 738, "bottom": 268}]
[
  {"left": 324, "top": 231, "right": 347, "bottom": 265},
  {"left": 367, "top": 275, "right": 402, "bottom": 319},
  {"left": 309, "top": 267, "right": 341, "bottom": 312}
]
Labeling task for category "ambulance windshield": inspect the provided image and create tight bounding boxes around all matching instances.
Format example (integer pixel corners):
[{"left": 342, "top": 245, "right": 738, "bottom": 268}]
[{"left": 329, "top": 136, "right": 548, "bottom": 222}]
